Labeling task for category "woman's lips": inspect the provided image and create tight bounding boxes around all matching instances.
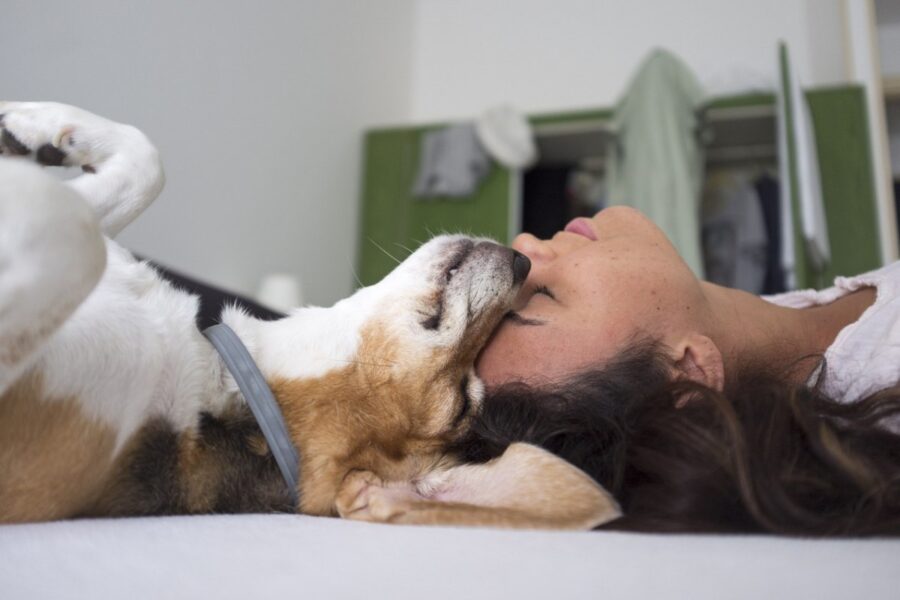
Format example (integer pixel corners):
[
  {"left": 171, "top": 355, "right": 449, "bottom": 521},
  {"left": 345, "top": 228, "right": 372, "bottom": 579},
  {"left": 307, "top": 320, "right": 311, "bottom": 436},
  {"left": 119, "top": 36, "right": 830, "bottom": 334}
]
[{"left": 564, "top": 217, "right": 598, "bottom": 241}]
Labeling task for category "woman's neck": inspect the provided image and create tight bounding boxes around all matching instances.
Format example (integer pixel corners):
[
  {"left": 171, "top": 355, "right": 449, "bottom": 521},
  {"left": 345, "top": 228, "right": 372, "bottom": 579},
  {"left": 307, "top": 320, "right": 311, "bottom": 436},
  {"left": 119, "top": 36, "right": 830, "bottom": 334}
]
[{"left": 701, "top": 282, "right": 876, "bottom": 385}]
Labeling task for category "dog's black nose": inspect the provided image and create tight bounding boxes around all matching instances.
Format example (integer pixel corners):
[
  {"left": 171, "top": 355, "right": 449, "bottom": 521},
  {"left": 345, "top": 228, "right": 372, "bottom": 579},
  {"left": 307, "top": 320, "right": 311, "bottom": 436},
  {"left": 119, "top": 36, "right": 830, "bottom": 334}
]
[{"left": 512, "top": 251, "right": 531, "bottom": 285}]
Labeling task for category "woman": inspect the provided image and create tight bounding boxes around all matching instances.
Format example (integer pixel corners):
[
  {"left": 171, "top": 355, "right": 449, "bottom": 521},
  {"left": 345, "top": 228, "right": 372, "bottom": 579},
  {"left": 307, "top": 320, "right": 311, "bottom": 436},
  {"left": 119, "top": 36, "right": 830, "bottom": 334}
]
[{"left": 464, "top": 207, "right": 900, "bottom": 535}]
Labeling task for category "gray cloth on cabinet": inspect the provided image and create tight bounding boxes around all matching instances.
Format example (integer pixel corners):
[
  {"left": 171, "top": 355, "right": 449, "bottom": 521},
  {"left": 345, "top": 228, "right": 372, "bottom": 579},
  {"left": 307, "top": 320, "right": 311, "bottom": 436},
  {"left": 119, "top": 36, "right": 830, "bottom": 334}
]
[
  {"left": 412, "top": 124, "right": 491, "bottom": 198},
  {"left": 606, "top": 49, "right": 706, "bottom": 277},
  {"left": 702, "top": 172, "right": 768, "bottom": 293}
]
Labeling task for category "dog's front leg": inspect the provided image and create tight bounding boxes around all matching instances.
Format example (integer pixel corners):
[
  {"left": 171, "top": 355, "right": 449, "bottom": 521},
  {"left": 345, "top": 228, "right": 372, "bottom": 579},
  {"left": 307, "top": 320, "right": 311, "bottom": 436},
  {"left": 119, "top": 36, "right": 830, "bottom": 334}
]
[
  {"left": 0, "top": 101, "right": 164, "bottom": 238},
  {"left": 0, "top": 161, "right": 106, "bottom": 396},
  {"left": 335, "top": 444, "right": 622, "bottom": 530}
]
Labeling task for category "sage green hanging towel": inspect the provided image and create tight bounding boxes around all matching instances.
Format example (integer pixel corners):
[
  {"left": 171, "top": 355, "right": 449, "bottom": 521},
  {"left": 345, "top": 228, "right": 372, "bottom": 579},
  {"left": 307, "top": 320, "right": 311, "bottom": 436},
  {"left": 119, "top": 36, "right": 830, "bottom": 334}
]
[{"left": 607, "top": 49, "right": 706, "bottom": 277}]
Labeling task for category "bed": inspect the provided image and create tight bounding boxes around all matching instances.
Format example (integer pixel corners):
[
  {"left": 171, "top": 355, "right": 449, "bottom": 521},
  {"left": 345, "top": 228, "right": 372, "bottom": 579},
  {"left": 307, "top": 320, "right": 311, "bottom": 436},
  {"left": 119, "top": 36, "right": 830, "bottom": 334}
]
[{"left": 2, "top": 514, "right": 898, "bottom": 599}]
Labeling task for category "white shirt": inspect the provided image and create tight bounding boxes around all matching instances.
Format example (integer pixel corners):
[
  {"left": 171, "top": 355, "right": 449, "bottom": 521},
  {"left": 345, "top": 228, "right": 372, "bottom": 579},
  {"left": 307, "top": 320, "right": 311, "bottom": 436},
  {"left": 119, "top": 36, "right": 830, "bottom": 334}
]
[{"left": 764, "top": 262, "right": 900, "bottom": 408}]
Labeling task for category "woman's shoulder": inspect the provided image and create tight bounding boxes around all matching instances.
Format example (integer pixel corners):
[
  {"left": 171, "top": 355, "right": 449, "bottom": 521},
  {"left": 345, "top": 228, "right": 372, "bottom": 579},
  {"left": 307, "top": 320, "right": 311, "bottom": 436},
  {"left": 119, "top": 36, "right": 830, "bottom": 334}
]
[
  {"left": 763, "top": 261, "right": 900, "bottom": 309},
  {"left": 813, "top": 261, "right": 900, "bottom": 409}
]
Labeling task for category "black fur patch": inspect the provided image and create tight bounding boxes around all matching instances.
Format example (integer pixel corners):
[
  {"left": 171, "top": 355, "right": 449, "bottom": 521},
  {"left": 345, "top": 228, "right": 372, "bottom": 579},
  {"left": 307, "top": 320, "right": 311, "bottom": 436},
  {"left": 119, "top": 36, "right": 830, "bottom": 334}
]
[
  {"left": 195, "top": 409, "right": 296, "bottom": 513},
  {"left": 36, "top": 143, "right": 66, "bottom": 166},
  {"left": 90, "top": 417, "right": 183, "bottom": 516},
  {"left": 1, "top": 129, "right": 29, "bottom": 155},
  {"left": 89, "top": 407, "right": 295, "bottom": 517}
]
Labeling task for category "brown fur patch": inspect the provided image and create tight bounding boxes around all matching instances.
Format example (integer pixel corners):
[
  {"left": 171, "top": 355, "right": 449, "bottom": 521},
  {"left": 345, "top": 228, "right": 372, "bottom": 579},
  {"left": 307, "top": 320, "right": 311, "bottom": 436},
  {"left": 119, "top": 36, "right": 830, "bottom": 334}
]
[
  {"left": 0, "top": 374, "right": 117, "bottom": 522},
  {"left": 270, "top": 320, "right": 470, "bottom": 516}
]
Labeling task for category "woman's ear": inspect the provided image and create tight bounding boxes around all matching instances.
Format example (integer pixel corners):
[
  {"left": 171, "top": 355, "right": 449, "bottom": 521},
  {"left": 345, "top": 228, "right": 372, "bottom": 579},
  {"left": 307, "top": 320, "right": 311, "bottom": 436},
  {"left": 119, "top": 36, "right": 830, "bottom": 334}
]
[{"left": 670, "top": 333, "right": 725, "bottom": 394}]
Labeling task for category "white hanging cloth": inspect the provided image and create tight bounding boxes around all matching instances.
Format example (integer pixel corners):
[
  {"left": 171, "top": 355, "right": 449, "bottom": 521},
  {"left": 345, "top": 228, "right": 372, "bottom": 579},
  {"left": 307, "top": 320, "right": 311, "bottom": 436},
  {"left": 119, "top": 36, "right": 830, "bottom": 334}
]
[
  {"left": 777, "top": 43, "right": 831, "bottom": 286},
  {"left": 476, "top": 105, "right": 538, "bottom": 169}
]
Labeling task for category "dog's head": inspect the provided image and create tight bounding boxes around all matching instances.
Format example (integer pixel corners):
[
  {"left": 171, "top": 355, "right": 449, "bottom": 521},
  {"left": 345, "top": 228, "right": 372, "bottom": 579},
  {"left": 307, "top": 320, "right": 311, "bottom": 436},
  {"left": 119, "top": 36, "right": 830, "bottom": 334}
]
[{"left": 246, "top": 235, "right": 618, "bottom": 529}]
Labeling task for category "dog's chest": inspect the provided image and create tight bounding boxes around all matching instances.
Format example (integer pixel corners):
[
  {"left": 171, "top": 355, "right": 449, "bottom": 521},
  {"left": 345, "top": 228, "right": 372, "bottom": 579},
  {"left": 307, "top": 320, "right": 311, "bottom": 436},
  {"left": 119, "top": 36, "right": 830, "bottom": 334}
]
[{"left": 31, "top": 241, "right": 225, "bottom": 450}]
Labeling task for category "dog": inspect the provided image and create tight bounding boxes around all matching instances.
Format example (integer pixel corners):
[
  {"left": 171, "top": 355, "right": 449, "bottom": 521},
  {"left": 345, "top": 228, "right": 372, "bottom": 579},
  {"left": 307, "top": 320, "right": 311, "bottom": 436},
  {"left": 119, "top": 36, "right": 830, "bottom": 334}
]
[{"left": 0, "top": 101, "right": 620, "bottom": 529}]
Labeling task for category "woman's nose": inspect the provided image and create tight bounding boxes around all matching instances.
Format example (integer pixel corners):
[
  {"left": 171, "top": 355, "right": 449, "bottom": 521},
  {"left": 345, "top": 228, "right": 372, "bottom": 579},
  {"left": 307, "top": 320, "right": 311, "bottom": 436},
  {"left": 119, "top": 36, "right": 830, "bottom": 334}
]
[{"left": 511, "top": 232, "right": 556, "bottom": 263}]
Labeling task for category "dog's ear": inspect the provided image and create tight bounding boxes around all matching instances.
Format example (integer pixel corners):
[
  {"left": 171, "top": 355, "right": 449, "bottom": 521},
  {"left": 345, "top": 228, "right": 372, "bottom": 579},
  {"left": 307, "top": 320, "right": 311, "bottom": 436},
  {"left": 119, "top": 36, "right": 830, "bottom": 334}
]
[{"left": 334, "top": 443, "right": 621, "bottom": 530}]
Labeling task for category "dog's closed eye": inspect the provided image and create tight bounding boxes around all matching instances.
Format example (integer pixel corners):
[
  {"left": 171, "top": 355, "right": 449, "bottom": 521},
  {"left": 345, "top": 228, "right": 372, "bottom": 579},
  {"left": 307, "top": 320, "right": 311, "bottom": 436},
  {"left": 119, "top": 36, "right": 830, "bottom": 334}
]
[{"left": 452, "top": 376, "right": 472, "bottom": 428}]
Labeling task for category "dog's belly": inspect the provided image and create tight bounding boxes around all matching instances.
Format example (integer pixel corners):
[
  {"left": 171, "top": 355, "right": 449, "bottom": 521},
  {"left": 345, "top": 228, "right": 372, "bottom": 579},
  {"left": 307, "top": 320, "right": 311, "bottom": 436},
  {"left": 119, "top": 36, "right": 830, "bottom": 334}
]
[
  {"left": 0, "top": 242, "right": 231, "bottom": 520},
  {"left": 28, "top": 241, "right": 221, "bottom": 451}
]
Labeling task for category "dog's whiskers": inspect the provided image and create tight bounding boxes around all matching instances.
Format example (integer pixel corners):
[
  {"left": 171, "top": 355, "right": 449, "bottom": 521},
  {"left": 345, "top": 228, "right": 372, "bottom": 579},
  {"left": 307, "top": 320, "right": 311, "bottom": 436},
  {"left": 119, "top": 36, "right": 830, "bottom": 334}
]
[
  {"left": 393, "top": 241, "right": 414, "bottom": 257},
  {"left": 368, "top": 237, "right": 402, "bottom": 265},
  {"left": 347, "top": 258, "right": 364, "bottom": 289}
]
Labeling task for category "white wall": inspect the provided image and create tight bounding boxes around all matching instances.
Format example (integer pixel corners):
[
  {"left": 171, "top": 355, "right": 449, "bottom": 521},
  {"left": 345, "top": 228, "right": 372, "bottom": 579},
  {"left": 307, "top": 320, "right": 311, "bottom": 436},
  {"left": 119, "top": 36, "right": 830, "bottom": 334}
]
[
  {"left": 1, "top": 0, "right": 414, "bottom": 306},
  {"left": 408, "top": 0, "right": 847, "bottom": 122},
  {"left": 2, "top": 0, "right": 856, "bottom": 304}
]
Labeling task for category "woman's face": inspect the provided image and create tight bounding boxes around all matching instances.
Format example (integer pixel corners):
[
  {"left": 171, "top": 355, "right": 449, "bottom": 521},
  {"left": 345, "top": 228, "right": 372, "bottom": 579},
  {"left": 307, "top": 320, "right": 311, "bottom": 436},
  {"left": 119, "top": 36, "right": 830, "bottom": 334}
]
[{"left": 476, "top": 207, "right": 705, "bottom": 387}]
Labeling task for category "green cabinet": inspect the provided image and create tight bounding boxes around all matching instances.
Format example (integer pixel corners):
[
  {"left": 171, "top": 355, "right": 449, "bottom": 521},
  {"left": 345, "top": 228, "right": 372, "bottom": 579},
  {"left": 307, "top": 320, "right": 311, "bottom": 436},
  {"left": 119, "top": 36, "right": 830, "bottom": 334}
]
[
  {"left": 806, "top": 86, "right": 881, "bottom": 286},
  {"left": 357, "top": 126, "right": 510, "bottom": 286},
  {"left": 358, "top": 87, "right": 884, "bottom": 290}
]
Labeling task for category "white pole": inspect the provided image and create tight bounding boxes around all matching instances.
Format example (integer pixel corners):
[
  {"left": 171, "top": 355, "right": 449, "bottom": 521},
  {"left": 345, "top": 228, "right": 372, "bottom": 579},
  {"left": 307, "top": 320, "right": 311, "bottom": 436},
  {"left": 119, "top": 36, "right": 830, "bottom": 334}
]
[{"left": 843, "top": 0, "right": 899, "bottom": 264}]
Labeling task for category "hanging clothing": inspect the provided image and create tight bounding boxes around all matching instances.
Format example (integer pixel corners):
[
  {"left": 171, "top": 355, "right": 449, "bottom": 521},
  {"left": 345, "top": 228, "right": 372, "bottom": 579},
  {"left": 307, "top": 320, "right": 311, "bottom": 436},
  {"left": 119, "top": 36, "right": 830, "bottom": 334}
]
[
  {"left": 412, "top": 124, "right": 490, "bottom": 199},
  {"left": 702, "top": 171, "right": 768, "bottom": 293},
  {"left": 606, "top": 49, "right": 706, "bottom": 277},
  {"left": 755, "top": 174, "right": 787, "bottom": 294},
  {"left": 566, "top": 166, "right": 607, "bottom": 213},
  {"left": 475, "top": 105, "right": 538, "bottom": 169},
  {"left": 777, "top": 42, "right": 830, "bottom": 285}
]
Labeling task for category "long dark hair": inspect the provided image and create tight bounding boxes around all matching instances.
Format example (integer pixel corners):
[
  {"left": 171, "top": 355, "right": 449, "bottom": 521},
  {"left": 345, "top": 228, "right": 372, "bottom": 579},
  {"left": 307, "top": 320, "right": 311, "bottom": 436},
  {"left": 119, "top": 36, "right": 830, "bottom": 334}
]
[{"left": 457, "top": 341, "right": 900, "bottom": 535}]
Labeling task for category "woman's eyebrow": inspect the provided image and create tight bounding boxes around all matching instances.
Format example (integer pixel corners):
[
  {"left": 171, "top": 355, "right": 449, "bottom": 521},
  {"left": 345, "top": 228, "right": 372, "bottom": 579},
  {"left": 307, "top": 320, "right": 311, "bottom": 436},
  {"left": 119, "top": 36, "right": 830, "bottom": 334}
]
[{"left": 504, "top": 312, "right": 545, "bottom": 327}]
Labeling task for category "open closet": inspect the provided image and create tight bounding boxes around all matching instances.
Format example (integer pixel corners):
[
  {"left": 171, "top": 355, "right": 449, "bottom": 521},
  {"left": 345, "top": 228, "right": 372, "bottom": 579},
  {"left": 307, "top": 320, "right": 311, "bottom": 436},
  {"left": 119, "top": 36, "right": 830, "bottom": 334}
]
[
  {"left": 358, "top": 62, "right": 884, "bottom": 294},
  {"left": 521, "top": 100, "right": 782, "bottom": 294}
]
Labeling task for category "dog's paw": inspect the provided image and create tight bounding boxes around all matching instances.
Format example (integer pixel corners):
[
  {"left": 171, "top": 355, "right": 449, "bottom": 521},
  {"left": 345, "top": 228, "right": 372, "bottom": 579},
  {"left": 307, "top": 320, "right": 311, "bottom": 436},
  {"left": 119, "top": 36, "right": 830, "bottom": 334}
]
[
  {"left": 335, "top": 470, "right": 384, "bottom": 519},
  {"left": 334, "top": 470, "right": 420, "bottom": 523},
  {"left": 0, "top": 101, "right": 119, "bottom": 170}
]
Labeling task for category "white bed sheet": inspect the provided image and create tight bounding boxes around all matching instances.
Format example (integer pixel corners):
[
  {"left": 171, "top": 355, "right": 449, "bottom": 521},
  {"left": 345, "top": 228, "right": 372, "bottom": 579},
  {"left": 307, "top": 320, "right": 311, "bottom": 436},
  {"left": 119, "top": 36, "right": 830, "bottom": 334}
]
[{"left": 1, "top": 514, "right": 898, "bottom": 600}]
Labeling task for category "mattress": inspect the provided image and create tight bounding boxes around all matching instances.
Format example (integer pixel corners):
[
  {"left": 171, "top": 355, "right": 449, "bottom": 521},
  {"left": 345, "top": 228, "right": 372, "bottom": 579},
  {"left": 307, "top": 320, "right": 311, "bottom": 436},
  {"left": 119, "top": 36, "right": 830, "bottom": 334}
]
[{"left": 2, "top": 514, "right": 898, "bottom": 599}]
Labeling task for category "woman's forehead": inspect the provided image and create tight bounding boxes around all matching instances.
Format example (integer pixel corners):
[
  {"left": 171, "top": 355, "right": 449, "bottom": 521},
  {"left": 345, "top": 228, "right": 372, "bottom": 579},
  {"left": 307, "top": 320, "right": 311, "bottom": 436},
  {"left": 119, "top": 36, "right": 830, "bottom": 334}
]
[{"left": 480, "top": 306, "right": 624, "bottom": 379}]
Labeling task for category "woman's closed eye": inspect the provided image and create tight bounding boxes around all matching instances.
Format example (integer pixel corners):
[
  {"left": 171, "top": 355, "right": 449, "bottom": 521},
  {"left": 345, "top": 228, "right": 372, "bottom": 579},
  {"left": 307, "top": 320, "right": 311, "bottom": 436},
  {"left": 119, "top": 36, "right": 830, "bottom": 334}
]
[
  {"left": 504, "top": 285, "right": 556, "bottom": 326},
  {"left": 534, "top": 285, "right": 555, "bottom": 301},
  {"left": 521, "top": 285, "right": 556, "bottom": 306}
]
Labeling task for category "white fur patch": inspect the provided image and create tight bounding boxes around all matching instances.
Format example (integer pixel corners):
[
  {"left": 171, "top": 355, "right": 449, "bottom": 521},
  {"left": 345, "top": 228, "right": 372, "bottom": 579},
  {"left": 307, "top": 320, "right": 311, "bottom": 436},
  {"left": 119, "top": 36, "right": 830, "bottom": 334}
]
[{"left": 36, "top": 242, "right": 225, "bottom": 451}]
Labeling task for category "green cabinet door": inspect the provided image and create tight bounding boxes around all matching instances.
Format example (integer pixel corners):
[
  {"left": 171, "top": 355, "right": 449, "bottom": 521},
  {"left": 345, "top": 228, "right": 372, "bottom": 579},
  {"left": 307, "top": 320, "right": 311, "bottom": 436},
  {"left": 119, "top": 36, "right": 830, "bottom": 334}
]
[
  {"left": 806, "top": 86, "right": 882, "bottom": 284},
  {"left": 358, "top": 126, "right": 510, "bottom": 287},
  {"left": 781, "top": 43, "right": 882, "bottom": 288}
]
